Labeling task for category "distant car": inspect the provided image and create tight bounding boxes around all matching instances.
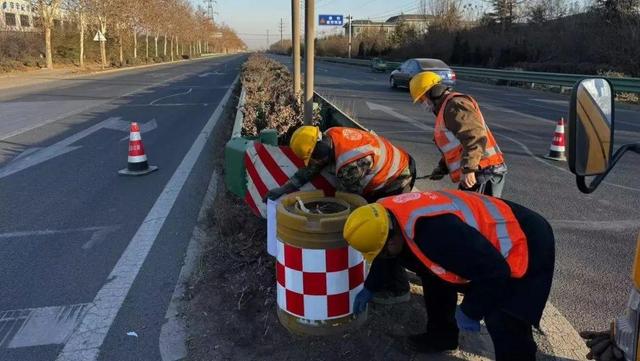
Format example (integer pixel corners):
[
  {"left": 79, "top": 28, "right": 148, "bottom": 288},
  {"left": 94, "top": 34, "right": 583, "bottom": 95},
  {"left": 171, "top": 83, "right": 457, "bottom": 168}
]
[
  {"left": 371, "top": 57, "right": 388, "bottom": 72},
  {"left": 389, "top": 58, "right": 456, "bottom": 89}
]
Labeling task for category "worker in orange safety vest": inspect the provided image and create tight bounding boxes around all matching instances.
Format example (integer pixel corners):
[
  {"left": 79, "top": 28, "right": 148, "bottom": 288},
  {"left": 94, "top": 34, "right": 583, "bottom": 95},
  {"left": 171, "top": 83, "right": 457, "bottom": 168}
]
[
  {"left": 265, "top": 125, "right": 417, "bottom": 304},
  {"left": 343, "top": 190, "right": 555, "bottom": 361},
  {"left": 410, "top": 72, "right": 507, "bottom": 197}
]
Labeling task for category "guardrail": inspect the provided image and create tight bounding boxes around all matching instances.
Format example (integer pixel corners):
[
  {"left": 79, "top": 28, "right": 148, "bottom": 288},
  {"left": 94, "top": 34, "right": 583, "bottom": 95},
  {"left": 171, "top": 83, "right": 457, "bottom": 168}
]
[
  {"left": 317, "top": 56, "right": 640, "bottom": 94},
  {"left": 314, "top": 92, "right": 368, "bottom": 131}
]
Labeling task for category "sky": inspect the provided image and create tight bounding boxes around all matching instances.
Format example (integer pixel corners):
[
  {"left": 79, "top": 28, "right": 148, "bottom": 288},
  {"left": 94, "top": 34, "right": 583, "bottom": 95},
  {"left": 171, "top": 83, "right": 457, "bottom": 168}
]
[{"left": 210, "top": 0, "right": 455, "bottom": 50}]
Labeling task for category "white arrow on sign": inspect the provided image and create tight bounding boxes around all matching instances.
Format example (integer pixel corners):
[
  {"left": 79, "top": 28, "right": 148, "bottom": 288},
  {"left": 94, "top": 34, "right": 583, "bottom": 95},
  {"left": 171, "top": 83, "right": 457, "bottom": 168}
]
[
  {"left": 0, "top": 117, "right": 156, "bottom": 179},
  {"left": 365, "top": 101, "right": 431, "bottom": 132}
]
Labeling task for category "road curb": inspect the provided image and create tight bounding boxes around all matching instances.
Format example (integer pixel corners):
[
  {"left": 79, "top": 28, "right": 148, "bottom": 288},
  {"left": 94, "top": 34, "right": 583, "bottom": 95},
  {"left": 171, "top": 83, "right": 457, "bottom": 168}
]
[
  {"left": 159, "top": 170, "right": 220, "bottom": 361},
  {"left": 158, "top": 76, "right": 241, "bottom": 361}
]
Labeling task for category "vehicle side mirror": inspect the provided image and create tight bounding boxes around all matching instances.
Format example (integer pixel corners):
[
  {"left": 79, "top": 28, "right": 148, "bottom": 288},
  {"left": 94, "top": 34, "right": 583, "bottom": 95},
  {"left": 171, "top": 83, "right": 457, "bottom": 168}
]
[{"left": 568, "top": 78, "right": 614, "bottom": 177}]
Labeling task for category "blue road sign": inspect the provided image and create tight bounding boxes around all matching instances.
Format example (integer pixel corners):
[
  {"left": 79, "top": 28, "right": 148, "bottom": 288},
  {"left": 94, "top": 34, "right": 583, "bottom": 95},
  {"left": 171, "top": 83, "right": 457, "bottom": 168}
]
[{"left": 319, "top": 14, "right": 343, "bottom": 26}]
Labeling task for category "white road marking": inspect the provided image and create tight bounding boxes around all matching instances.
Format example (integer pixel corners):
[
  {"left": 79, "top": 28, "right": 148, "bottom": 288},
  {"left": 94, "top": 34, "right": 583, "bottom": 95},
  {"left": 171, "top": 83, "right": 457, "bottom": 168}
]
[
  {"left": 149, "top": 88, "right": 193, "bottom": 105},
  {"left": 159, "top": 170, "right": 218, "bottom": 361},
  {"left": 0, "top": 304, "right": 90, "bottom": 349},
  {"left": 492, "top": 130, "right": 640, "bottom": 192},
  {"left": 366, "top": 101, "right": 431, "bottom": 132},
  {"left": 0, "top": 70, "right": 198, "bottom": 142},
  {"left": 0, "top": 117, "right": 127, "bottom": 180},
  {"left": 0, "top": 226, "right": 119, "bottom": 250},
  {"left": 55, "top": 75, "right": 239, "bottom": 361}
]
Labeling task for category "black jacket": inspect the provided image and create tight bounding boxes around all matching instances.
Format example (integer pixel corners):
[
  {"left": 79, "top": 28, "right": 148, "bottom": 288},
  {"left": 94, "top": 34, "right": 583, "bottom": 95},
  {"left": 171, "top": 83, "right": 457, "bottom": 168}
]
[{"left": 365, "top": 199, "right": 555, "bottom": 326}]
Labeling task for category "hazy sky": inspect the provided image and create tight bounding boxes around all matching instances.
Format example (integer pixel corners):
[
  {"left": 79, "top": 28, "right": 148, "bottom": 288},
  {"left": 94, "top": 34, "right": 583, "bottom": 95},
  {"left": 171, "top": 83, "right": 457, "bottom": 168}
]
[{"left": 214, "top": 0, "right": 442, "bottom": 50}]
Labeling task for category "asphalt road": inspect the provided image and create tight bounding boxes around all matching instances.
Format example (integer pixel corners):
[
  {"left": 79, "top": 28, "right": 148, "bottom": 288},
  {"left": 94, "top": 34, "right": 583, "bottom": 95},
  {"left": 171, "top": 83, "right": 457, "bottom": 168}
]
[
  {"left": 0, "top": 55, "right": 244, "bottom": 361},
  {"left": 273, "top": 55, "right": 640, "bottom": 334}
]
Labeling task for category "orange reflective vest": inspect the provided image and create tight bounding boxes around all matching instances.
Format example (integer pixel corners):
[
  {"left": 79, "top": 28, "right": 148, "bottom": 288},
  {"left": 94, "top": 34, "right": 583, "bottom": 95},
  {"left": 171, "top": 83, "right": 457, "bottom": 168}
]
[
  {"left": 434, "top": 93, "right": 504, "bottom": 183},
  {"left": 326, "top": 127, "right": 409, "bottom": 195},
  {"left": 378, "top": 190, "right": 529, "bottom": 284}
]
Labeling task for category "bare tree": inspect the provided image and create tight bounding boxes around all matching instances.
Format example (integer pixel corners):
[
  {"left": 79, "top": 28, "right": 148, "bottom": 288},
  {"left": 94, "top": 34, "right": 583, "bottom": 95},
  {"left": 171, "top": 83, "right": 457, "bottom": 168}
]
[
  {"left": 65, "top": 0, "right": 90, "bottom": 67},
  {"left": 33, "top": 0, "right": 63, "bottom": 69}
]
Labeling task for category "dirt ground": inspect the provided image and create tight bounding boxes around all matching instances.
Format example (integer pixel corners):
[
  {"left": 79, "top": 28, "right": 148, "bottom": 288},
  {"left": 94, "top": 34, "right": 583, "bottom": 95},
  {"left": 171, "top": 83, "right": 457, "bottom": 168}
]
[{"left": 184, "top": 84, "right": 498, "bottom": 361}]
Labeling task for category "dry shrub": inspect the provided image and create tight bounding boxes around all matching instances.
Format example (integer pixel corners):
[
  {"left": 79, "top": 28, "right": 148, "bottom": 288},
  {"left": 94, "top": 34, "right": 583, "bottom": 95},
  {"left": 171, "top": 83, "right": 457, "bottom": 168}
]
[{"left": 241, "top": 54, "right": 309, "bottom": 143}]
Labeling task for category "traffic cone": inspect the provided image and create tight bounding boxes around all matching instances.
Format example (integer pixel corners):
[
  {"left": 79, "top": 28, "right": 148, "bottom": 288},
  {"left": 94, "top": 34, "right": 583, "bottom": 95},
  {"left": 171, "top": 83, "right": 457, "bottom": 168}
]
[
  {"left": 118, "top": 122, "right": 158, "bottom": 176},
  {"left": 544, "top": 117, "right": 567, "bottom": 161}
]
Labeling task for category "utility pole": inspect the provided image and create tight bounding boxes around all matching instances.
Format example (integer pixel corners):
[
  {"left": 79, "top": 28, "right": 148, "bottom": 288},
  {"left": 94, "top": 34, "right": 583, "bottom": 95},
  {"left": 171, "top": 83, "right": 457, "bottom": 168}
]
[
  {"left": 266, "top": 29, "right": 270, "bottom": 50},
  {"left": 291, "top": 0, "right": 301, "bottom": 96},
  {"left": 206, "top": 0, "right": 216, "bottom": 23},
  {"left": 303, "top": 0, "right": 315, "bottom": 125},
  {"left": 347, "top": 14, "right": 353, "bottom": 59},
  {"left": 279, "top": 18, "right": 284, "bottom": 45}
]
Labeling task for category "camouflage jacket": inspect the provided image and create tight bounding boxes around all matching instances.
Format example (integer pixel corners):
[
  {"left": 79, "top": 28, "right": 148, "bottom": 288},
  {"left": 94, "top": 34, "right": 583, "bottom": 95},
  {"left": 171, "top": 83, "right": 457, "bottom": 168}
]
[{"left": 289, "top": 137, "right": 413, "bottom": 198}]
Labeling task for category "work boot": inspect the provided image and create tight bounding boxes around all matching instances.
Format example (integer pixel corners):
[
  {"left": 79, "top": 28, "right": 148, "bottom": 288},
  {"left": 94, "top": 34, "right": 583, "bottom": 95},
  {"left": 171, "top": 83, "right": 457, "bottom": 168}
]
[
  {"left": 406, "top": 332, "right": 458, "bottom": 353},
  {"left": 371, "top": 290, "right": 411, "bottom": 304}
]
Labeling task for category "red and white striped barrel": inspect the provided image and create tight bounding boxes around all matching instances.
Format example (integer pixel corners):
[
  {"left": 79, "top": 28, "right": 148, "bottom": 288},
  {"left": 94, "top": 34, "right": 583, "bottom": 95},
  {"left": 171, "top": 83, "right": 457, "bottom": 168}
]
[
  {"left": 276, "top": 240, "right": 365, "bottom": 320},
  {"left": 244, "top": 142, "right": 336, "bottom": 218}
]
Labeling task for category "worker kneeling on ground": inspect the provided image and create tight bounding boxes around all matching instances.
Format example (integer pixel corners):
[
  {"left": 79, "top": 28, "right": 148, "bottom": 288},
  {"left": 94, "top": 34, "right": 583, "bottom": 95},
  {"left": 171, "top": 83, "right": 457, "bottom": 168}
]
[
  {"left": 410, "top": 72, "right": 507, "bottom": 197},
  {"left": 265, "top": 125, "right": 417, "bottom": 303},
  {"left": 344, "top": 190, "right": 555, "bottom": 361}
]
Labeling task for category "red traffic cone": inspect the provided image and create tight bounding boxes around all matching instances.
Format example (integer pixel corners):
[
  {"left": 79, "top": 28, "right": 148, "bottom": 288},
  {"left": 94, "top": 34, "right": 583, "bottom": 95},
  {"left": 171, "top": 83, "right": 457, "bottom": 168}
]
[
  {"left": 118, "top": 122, "right": 158, "bottom": 176},
  {"left": 544, "top": 117, "right": 567, "bottom": 161}
]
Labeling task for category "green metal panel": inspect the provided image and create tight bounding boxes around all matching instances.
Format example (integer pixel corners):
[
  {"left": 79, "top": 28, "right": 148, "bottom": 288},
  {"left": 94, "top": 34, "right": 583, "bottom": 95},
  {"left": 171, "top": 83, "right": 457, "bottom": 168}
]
[
  {"left": 259, "top": 129, "right": 279, "bottom": 146},
  {"left": 224, "top": 136, "right": 255, "bottom": 198}
]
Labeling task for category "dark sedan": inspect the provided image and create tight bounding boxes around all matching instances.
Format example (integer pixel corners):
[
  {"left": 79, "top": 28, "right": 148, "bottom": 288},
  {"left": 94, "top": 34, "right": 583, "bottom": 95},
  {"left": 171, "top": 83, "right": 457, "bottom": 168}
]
[{"left": 389, "top": 58, "right": 456, "bottom": 89}]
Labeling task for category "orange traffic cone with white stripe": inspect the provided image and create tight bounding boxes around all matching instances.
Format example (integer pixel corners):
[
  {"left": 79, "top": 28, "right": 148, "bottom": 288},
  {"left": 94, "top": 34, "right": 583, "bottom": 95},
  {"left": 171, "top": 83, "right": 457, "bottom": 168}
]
[
  {"left": 118, "top": 122, "right": 158, "bottom": 176},
  {"left": 544, "top": 117, "right": 567, "bottom": 161}
]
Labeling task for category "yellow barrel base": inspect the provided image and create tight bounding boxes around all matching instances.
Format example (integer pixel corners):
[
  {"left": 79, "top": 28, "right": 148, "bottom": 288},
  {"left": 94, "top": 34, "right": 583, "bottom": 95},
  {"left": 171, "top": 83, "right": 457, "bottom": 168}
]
[{"left": 277, "top": 308, "right": 367, "bottom": 336}]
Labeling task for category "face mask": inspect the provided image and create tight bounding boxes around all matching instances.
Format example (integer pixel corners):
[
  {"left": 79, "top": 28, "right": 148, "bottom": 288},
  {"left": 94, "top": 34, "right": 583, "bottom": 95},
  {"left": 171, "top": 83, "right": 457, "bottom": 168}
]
[{"left": 421, "top": 99, "right": 434, "bottom": 113}]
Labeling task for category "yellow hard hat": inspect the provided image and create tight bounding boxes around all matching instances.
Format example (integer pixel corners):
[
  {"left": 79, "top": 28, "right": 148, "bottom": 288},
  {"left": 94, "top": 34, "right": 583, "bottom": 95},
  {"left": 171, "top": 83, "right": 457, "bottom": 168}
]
[
  {"left": 290, "top": 126, "right": 321, "bottom": 165},
  {"left": 343, "top": 203, "right": 390, "bottom": 263},
  {"left": 410, "top": 71, "right": 442, "bottom": 103}
]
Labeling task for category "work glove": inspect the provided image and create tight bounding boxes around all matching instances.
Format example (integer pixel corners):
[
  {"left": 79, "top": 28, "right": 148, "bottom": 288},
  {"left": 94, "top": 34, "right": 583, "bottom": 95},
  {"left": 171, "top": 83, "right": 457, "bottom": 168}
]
[
  {"left": 429, "top": 165, "right": 447, "bottom": 181},
  {"left": 353, "top": 287, "right": 373, "bottom": 315},
  {"left": 580, "top": 330, "right": 624, "bottom": 361},
  {"left": 264, "top": 183, "right": 297, "bottom": 202},
  {"left": 455, "top": 306, "right": 480, "bottom": 332}
]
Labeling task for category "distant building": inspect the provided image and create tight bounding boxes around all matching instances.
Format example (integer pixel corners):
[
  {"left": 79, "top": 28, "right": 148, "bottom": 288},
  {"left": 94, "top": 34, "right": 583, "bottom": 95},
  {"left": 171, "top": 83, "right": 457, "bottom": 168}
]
[
  {"left": 1, "top": 0, "right": 36, "bottom": 31},
  {"left": 1, "top": 0, "right": 66, "bottom": 32},
  {"left": 343, "top": 14, "right": 435, "bottom": 37}
]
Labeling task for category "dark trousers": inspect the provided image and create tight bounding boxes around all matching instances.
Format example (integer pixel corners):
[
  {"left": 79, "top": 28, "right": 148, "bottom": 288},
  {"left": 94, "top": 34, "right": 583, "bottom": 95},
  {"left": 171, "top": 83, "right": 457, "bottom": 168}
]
[
  {"left": 367, "top": 156, "right": 417, "bottom": 295},
  {"left": 420, "top": 271, "right": 537, "bottom": 361}
]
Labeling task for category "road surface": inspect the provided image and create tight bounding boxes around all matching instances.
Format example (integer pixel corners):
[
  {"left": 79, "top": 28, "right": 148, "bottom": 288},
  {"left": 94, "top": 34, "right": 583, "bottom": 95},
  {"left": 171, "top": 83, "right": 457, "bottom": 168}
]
[{"left": 0, "top": 54, "right": 244, "bottom": 361}]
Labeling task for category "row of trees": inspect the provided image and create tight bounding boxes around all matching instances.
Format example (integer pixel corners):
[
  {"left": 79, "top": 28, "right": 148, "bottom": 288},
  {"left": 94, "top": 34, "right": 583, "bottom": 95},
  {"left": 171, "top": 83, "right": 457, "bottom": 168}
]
[
  {"left": 299, "top": 0, "right": 640, "bottom": 76},
  {"left": 32, "top": 0, "right": 245, "bottom": 69}
]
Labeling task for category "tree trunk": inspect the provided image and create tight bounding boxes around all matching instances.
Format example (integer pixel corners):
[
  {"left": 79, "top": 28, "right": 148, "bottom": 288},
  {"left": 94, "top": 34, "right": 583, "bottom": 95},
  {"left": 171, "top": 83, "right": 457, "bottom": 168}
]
[
  {"left": 163, "top": 34, "right": 167, "bottom": 56},
  {"left": 133, "top": 31, "right": 137, "bottom": 59},
  {"left": 189, "top": 43, "right": 192, "bottom": 57},
  {"left": 170, "top": 36, "right": 174, "bottom": 61},
  {"left": 145, "top": 33, "right": 149, "bottom": 59},
  {"left": 119, "top": 33, "right": 124, "bottom": 64},
  {"left": 98, "top": 21, "right": 107, "bottom": 69},
  {"left": 154, "top": 33, "right": 159, "bottom": 58},
  {"left": 45, "top": 25, "right": 53, "bottom": 69},
  {"left": 79, "top": 16, "right": 85, "bottom": 68}
]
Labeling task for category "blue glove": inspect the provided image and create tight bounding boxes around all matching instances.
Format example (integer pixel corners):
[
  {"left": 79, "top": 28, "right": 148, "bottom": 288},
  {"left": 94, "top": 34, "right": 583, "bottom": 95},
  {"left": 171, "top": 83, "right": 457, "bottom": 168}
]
[
  {"left": 353, "top": 287, "right": 373, "bottom": 315},
  {"left": 455, "top": 306, "right": 481, "bottom": 332}
]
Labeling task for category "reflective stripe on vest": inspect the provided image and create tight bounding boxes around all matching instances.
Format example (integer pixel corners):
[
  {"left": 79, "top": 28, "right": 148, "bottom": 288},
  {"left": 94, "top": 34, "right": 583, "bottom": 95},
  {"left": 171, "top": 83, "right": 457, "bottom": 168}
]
[
  {"left": 378, "top": 190, "right": 528, "bottom": 284},
  {"left": 433, "top": 93, "right": 505, "bottom": 183},
  {"left": 335, "top": 144, "right": 376, "bottom": 169}
]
